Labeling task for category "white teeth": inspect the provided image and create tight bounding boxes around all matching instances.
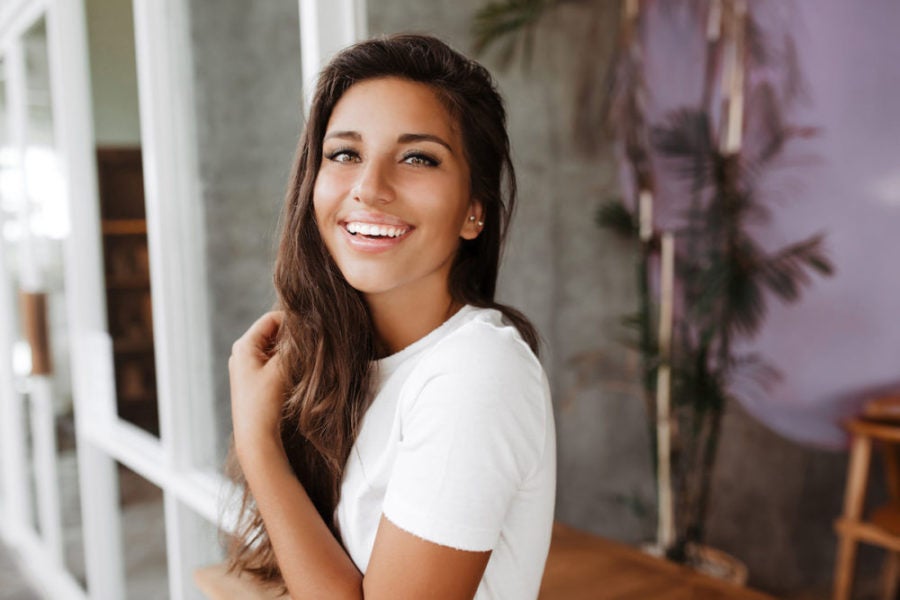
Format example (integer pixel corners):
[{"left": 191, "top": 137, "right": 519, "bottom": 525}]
[{"left": 345, "top": 221, "right": 408, "bottom": 237}]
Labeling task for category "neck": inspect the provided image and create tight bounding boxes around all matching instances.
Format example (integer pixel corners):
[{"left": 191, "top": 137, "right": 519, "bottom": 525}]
[{"left": 366, "top": 291, "right": 462, "bottom": 357}]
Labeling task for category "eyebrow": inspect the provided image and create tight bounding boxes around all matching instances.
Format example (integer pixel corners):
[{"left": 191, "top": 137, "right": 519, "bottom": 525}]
[
  {"left": 397, "top": 133, "right": 454, "bottom": 154},
  {"left": 323, "top": 130, "right": 455, "bottom": 154}
]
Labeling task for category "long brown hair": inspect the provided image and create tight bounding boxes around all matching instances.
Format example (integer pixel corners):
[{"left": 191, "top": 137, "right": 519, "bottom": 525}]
[{"left": 226, "top": 33, "right": 538, "bottom": 583}]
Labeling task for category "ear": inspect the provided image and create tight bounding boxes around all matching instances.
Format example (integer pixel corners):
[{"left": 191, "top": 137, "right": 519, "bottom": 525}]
[{"left": 460, "top": 200, "right": 484, "bottom": 241}]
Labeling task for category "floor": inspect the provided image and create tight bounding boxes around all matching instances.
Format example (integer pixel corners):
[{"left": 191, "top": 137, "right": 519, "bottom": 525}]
[
  {"left": 2, "top": 412, "right": 169, "bottom": 600},
  {"left": 0, "top": 543, "right": 40, "bottom": 600}
]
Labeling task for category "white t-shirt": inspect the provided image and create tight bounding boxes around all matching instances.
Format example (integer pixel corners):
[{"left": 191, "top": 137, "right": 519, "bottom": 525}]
[{"left": 335, "top": 305, "right": 556, "bottom": 599}]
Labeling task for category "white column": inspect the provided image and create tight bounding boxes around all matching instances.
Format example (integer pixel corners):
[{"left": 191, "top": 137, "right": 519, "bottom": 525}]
[
  {"left": 46, "top": 0, "right": 126, "bottom": 596},
  {"left": 131, "top": 0, "right": 215, "bottom": 596},
  {"left": 132, "top": 0, "right": 214, "bottom": 477},
  {"left": 299, "top": 0, "right": 368, "bottom": 113},
  {"left": 30, "top": 376, "right": 64, "bottom": 565},
  {"left": 0, "top": 39, "right": 32, "bottom": 545}
]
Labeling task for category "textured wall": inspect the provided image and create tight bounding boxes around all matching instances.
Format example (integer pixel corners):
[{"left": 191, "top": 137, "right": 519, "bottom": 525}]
[
  {"left": 187, "top": 0, "right": 303, "bottom": 463},
  {"left": 739, "top": 0, "right": 900, "bottom": 447}
]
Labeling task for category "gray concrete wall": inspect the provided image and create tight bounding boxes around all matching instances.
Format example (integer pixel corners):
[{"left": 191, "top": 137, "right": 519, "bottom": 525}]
[
  {"left": 185, "top": 0, "right": 875, "bottom": 594},
  {"left": 187, "top": 0, "right": 303, "bottom": 464}
]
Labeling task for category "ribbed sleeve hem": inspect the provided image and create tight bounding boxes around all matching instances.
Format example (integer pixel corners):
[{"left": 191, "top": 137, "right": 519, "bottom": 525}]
[{"left": 382, "top": 493, "right": 499, "bottom": 552}]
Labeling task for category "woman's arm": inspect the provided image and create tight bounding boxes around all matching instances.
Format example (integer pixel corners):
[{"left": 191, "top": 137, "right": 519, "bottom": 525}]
[
  {"left": 229, "top": 312, "right": 490, "bottom": 600},
  {"left": 236, "top": 434, "right": 363, "bottom": 598}
]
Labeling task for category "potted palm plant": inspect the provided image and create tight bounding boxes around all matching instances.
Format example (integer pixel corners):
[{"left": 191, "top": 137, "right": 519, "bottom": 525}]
[{"left": 474, "top": 0, "right": 833, "bottom": 580}]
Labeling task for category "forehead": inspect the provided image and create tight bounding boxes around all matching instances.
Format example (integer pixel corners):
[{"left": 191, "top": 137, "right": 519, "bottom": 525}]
[{"left": 325, "top": 77, "right": 460, "bottom": 143}]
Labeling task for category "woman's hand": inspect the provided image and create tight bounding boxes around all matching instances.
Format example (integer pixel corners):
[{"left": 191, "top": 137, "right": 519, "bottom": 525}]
[{"left": 229, "top": 310, "right": 288, "bottom": 457}]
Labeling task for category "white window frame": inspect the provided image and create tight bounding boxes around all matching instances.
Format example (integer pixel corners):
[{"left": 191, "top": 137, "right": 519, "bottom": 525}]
[
  {"left": 300, "top": 0, "right": 367, "bottom": 113},
  {"left": 0, "top": 2, "right": 94, "bottom": 599},
  {"left": 0, "top": 1, "right": 366, "bottom": 598}
]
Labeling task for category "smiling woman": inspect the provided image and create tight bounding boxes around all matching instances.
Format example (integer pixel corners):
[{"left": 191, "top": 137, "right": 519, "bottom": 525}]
[
  {"left": 226, "top": 35, "right": 556, "bottom": 600},
  {"left": 315, "top": 77, "right": 480, "bottom": 332}
]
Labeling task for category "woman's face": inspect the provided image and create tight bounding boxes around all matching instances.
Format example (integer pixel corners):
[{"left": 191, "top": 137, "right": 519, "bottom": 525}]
[{"left": 313, "top": 77, "right": 482, "bottom": 305}]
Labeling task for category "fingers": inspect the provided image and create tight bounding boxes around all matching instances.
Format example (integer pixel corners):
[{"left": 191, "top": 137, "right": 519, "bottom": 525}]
[
  {"left": 231, "top": 310, "right": 285, "bottom": 359},
  {"left": 250, "top": 310, "right": 284, "bottom": 340}
]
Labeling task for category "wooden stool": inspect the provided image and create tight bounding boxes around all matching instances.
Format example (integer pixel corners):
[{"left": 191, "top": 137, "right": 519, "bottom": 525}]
[{"left": 833, "top": 395, "right": 900, "bottom": 600}]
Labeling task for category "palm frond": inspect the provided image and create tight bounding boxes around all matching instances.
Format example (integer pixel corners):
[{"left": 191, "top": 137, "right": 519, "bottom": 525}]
[
  {"left": 759, "top": 233, "right": 834, "bottom": 302},
  {"left": 651, "top": 109, "right": 713, "bottom": 192},
  {"left": 573, "top": 1, "right": 620, "bottom": 153},
  {"left": 726, "top": 353, "right": 781, "bottom": 404},
  {"left": 471, "top": 0, "right": 557, "bottom": 63},
  {"left": 618, "top": 311, "right": 658, "bottom": 355},
  {"left": 652, "top": 109, "right": 712, "bottom": 159},
  {"left": 745, "top": 14, "right": 772, "bottom": 68},
  {"left": 596, "top": 198, "right": 638, "bottom": 238},
  {"left": 700, "top": 186, "right": 760, "bottom": 240},
  {"left": 719, "top": 253, "right": 767, "bottom": 336},
  {"left": 656, "top": 0, "right": 707, "bottom": 20},
  {"left": 780, "top": 34, "right": 811, "bottom": 105},
  {"left": 747, "top": 82, "right": 787, "bottom": 166},
  {"left": 672, "top": 342, "right": 727, "bottom": 414},
  {"left": 683, "top": 237, "right": 768, "bottom": 338}
]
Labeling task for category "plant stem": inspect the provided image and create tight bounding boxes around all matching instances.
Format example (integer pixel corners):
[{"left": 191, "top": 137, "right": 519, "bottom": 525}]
[
  {"left": 638, "top": 241, "right": 658, "bottom": 474},
  {"left": 690, "top": 403, "right": 724, "bottom": 545}
]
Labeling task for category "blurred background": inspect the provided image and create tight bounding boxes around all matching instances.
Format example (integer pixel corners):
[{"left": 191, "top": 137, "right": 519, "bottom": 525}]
[{"left": 0, "top": 0, "right": 897, "bottom": 598}]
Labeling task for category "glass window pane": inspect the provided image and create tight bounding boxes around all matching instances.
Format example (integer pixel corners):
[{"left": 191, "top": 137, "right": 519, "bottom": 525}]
[
  {"left": 84, "top": 0, "right": 160, "bottom": 437},
  {"left": 118, "top": 463, "right": 168, "bottom": 599},
  {"left": 21, "top": 15, "right": 88, "bottom": 590}
]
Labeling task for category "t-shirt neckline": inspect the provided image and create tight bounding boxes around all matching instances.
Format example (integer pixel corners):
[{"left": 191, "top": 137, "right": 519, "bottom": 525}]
[{"left": 374, "top": 304, "right": 477, "bottom": 377}]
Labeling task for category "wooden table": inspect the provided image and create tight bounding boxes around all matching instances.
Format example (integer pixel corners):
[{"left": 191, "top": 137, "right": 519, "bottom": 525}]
[
  {"left": 539, "top": 522, "right": 773, "bottom": 600},
  {"left": 196, "top": 522, "right": 774, "bottom": 599}
]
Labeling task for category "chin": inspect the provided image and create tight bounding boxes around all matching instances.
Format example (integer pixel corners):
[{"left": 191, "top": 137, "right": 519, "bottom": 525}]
[{"left": 338, "top": 269, "right": 398, "bottom": 296}]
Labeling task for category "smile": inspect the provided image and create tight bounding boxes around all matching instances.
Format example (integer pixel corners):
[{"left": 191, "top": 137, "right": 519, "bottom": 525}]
[
  {"left": 339, "top": 215, "right": 415, "bottom": 254},
  {"left": 344, "top": 221, "right": 410, "bottom": 238}
]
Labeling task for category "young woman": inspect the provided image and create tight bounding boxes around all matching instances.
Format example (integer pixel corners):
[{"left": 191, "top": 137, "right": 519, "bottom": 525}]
[{"left": 227, "top": 34, "right": 556, "bottom": 599}]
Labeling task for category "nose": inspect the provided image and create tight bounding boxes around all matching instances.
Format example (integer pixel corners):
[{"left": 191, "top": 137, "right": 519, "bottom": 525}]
[{"left": 351, "top": 157, "right": 395, "bottom": 205}]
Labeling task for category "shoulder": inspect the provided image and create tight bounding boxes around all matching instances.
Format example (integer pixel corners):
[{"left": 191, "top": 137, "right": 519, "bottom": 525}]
[
  {"left": 397, "top": 307, "right": 550, "bottom": 433},
  {"left": 417, "top": 307, "right": 544, "bottom": 387},
  {"left": 392, "top": 307, "right": 551, "bottom": 487}
]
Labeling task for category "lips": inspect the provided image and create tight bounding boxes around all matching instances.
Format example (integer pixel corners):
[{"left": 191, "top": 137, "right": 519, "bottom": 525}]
[{"left": 337, "top": 212, "right": 414, "bottom": 252}]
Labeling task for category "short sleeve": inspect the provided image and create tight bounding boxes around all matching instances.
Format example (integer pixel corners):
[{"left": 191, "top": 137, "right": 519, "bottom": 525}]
[{"left": 381, "top": 328, "right": 547, "bottom": 552}]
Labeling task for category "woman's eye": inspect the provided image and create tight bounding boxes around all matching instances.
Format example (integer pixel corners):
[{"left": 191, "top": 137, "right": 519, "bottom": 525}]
[
  {"left": 403, "top": 152, "right": 439, "bottom": 167},
  {"left": 326, "top": 149, "right": 360, "bottom": 163}
]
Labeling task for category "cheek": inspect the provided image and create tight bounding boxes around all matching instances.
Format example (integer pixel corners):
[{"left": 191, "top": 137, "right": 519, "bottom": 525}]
[
  {"left": 311, "top": 195, "right": 335, "bottom": 255},
  {"left": 312, "top": 176, "right": 341, "bottom": 223}
]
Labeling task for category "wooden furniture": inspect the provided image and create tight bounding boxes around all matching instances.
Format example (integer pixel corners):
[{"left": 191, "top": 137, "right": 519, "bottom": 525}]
[
  {"left": 195, "top": 522, "right": 773, "bottom": 599},
  {"left": 96, "top": 147, "right": 159, "bottom": 435},
  {"left": 195, "top": 563, "right": 288, "bottom": 600},
  {"left": 19, "top": 291, "right": 52, "bottom": 375},
  {"left": 538, "top": 522, "right": 771, "bottom": 600},
  {"left": 833, "top": 395, "right": 900, "bottom": 600}
]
